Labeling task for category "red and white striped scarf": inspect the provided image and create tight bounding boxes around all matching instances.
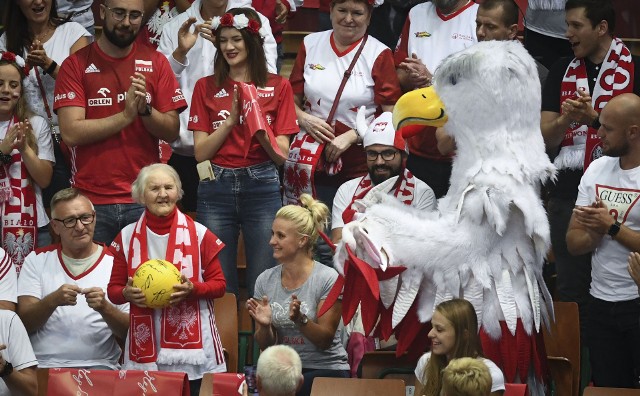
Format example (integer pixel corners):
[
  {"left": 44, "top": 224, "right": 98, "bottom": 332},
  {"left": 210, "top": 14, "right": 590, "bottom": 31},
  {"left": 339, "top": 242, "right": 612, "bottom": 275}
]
[
  {"left": 0, "top": 115, "right": 37, "bottom": 275},
  {"left": 557, "top": 37, "right": 634, "bottom": 171},
  {"left": 342, "top": 168, "right": 416, "bottom": 224},
  {"left": 127, "top": 209, "right": 205, "bottom": 367}
]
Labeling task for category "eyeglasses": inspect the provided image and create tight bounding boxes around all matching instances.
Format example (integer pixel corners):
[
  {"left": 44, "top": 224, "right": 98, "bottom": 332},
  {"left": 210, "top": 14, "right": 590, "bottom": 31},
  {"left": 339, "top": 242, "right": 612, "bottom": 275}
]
[
  {"left": 104, "top": 5, "right": 144, "bottom": 24},
  {"left": 53, "top": 213, "right": 95, "bottom": 228},
  {"left": 365, "top": 149, "right": 398, "bottom": 161}
]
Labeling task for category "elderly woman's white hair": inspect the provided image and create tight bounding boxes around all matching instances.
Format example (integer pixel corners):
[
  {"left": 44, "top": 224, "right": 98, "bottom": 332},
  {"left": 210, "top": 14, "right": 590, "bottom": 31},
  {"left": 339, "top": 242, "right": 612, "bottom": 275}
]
[
  {"left": 131, "top": 163, "right": 184, "bottom": 204},
  {"left": 256, "top": 345, "right": 303, "bottom": 395}
]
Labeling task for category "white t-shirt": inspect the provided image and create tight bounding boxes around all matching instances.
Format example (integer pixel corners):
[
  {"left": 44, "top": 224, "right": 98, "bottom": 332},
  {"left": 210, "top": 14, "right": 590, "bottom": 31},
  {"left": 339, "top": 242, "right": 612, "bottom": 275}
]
[
  {"left": 414, "top": 352, "right": 505, "bottom": 392},
  {"left": 0, "top": 116, "right": 55, "bottom": 228},
  {"left": 394, "top": 1, "right": 479, "bottom": 73},
  {"left": 17, "top": 245, "right": 128, "bottom": 368},
  {"left": 0, "top": 22, "right": 92, "bottom": 127},
  {"left": 575, "top": 156, "right": 640, "bottom": 302},
  {"left": 0, "top": 249, "right": 17, "bottom": 303},
  {"left": 0, "top": 310, "right": 38, "bottom": 396},
  {"left": 332, "top": 175, "right": 436, "bottom": 229}
]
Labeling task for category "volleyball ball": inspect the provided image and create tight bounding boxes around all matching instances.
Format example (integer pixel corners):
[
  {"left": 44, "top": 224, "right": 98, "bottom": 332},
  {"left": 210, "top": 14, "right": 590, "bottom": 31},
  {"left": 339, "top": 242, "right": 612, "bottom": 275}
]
[{"left": 132, "top": 259, "right": 182, "bottom": 309}]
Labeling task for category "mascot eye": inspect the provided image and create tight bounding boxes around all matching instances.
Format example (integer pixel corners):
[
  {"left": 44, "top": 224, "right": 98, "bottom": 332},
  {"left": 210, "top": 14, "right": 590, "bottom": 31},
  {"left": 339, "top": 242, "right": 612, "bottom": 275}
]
[{"left": 449, "top": 75, "right": 458, "bottom": 85}]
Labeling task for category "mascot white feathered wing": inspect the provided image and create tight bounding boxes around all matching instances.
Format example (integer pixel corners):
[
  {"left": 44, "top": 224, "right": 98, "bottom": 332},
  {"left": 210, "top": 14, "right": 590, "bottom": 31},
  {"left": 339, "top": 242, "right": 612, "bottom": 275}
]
[{"left": 319, "top": 41, "right": 556, "bottom": 392}]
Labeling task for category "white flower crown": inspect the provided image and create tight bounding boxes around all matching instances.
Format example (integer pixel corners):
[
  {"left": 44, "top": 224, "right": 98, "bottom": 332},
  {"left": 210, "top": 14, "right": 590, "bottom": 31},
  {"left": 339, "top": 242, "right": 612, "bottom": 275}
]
[{"left": 211, "top": 13, "right": 269, "bottom": 39}]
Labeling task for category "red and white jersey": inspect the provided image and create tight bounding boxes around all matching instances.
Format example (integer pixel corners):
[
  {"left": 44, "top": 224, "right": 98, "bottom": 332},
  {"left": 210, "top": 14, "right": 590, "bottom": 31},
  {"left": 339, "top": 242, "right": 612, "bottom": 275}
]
[
  {"left": 290, "top": 31, "right": 400, "bottom": 133},
  {"left": 0, "top": 249, "right": 16, "bottom": 303},
  {"left": 17, "top": 245, "right": 128, "bottom": 368},
  {"left": 188, "top": 74, "right": 299, "bottom": 168},
  {"left": 394, "top": 1, "right": 478, "bottom": 160},
  {"left": 394, "top": 1, "right": 479, "bottom": 74},
  {"left": 53, "top": 42, "right": 187, "bottom": 204}
]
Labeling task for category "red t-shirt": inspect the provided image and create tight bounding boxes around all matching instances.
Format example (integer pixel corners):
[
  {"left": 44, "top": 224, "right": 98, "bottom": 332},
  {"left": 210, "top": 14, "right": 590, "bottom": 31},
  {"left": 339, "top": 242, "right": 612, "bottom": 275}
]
[
  {"left": 188, "top": 74, "right": 299, "bottom": 168},
  {"left": 54, "top": 42, "right": 187, "bottom": 204}
]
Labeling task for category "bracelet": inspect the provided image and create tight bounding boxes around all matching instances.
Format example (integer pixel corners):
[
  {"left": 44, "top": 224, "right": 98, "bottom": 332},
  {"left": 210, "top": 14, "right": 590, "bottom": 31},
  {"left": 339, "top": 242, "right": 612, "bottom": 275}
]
[{"left": 44, "top": 60, "right": 57, "bottom": 75}]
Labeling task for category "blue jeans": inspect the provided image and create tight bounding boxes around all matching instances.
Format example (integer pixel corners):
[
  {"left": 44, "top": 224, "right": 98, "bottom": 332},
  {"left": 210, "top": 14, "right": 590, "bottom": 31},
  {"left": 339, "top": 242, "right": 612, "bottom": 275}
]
[
  {"left": 196, "top": 162, "right": 282, "bottom": 297},
  {"left": 313, "top": 184, "right": 339, "bottom": 267},
  {"left": 93, "top": 203, "right": 145, "bottom": 245}
]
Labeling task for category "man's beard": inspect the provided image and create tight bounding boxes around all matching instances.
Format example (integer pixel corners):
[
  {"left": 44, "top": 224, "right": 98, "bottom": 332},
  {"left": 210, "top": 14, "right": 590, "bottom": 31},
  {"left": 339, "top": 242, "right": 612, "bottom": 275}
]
[
  {"left": 603, "top": 142, "right": 629, "bottom": 158},
  {"left": 369, "top": 164, "right": 402, "bottom": 185},
  {"left": 102, "top": 24, "right": 138, "bottom": 49}
]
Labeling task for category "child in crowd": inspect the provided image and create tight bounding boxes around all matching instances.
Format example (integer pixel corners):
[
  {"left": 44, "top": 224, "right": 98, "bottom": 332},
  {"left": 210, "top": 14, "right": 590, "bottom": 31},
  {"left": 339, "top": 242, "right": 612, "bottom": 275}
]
[{"left": 442, "top": 357, "right": 492, "bottom": 396}]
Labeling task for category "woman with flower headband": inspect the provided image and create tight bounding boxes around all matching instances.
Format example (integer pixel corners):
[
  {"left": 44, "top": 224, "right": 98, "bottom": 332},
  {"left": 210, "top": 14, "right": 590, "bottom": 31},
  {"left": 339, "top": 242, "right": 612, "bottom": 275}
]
[
  {"left": 0, "top": 52, "right": 54, "bottom": 273},
  {"left": 189, "top": 7, "right": 299, "bottom": 299},
  {"left": 247, "top": 193, "right": 349, "bottom": 396},
  {"left": 1, "top": 0, "right": 91, "bottom": 227},
  {"left": 283, "top": 0, "right": 401, "bottom": 265}
]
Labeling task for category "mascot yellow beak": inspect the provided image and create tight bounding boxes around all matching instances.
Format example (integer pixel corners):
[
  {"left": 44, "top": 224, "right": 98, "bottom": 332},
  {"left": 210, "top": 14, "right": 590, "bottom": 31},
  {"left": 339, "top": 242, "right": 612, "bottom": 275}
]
[{"left": 392, "top": 86, "right": 448, "bottom": 130}]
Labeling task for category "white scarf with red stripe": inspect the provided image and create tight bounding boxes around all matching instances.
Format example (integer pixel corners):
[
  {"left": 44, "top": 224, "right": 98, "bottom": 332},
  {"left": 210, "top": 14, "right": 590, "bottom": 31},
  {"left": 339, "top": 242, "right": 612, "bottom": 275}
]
[
  {"left": 557, "top": 37, "right": 634, "bottom": 171},
  {"left": 342, "top": 168, "right": 416, "bottom": 224},
  {"left": 126, "top": 209, "right": 205, "bottom": 368},
  {"left": 0, "top": 115, "right": 37, "bottom": 275}
]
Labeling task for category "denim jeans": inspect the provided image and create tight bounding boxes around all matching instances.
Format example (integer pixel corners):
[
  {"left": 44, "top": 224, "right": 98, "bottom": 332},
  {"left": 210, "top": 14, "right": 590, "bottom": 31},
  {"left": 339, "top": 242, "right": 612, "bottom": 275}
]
[
  {"left": 196, "top": 162, "right": 281, "bottom": 297},
  {"left": 93, "top": 203, "right": 145, "bottom": 245},
  {"left": 587, "top": 296, "right": 640, "bottom": 388},
  {"left": 313, "top": 184, "right": 339, "bottom": 267}
]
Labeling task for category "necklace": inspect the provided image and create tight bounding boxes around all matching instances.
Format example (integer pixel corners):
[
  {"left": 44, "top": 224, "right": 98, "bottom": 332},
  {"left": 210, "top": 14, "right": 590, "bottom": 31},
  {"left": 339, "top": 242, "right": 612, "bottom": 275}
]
[{"left": 32, "top": 23, "right": 55, "bottom": 44}]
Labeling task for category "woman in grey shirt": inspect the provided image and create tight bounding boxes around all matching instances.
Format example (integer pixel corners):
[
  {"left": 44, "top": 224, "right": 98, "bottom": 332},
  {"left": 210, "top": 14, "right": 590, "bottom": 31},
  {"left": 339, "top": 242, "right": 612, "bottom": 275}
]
[{"left": 247, "top": 193, "right": 349, "bottom": 396}]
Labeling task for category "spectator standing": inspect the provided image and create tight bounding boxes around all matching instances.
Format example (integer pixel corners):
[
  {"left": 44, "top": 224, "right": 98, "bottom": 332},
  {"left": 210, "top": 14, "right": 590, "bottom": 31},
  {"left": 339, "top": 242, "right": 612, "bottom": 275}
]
[
  {"left": 524, "top": 0, "right": 573, "bottom": 69},
  {"left": 0, "top": 0, "right": 91, "bottom": 222},
  {"left": 566, "top": 93, "right": 640, "bottom": 388},
  {"left": 158, "top": 0, "right": 277, "bottom": 215},
  {"left": 394, "top": 0, "right": 478, "bottom": 199},
  {"left": 189, "top": 8, "right": 297, "bottom": 297},
  {"left": 0, "top": 53, "right": 54, "bottom": 270},
  {"left": 54, "top": 0, "right": 187, "bottom": 244},
  {"left": 17, "top": 188, "right": 129, "bottom": 369},
  {"left": 540, "top": 0, "right": 639, "bottom": 354}
]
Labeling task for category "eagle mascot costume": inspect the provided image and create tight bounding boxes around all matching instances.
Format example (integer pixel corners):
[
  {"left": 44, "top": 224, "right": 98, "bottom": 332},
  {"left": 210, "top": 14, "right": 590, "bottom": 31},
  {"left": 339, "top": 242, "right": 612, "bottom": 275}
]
[{"left": 319, "top": 41, "right": 556, "bottom": 393}]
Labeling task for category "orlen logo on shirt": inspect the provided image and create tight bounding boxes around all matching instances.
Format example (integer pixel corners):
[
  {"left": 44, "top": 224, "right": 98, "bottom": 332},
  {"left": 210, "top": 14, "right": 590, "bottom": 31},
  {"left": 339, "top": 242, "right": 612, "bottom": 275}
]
[
  {"left": 172, "top": 88, "right": 185, "bottom": 103},
  {"left": 88, "top": 88, "right": 112, "bottom": 106}
]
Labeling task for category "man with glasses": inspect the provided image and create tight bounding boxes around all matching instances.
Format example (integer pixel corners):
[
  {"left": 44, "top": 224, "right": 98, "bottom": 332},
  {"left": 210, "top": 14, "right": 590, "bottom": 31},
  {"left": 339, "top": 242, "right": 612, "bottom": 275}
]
[
  {"left": 331, "top": 112, "right": 436, "bottom": 243},
  {"left": 16, "top": 188, "right": 129, "bottom": 369},
  {"left": 54, "top": 0, "right": 188, "bottom": 244}
]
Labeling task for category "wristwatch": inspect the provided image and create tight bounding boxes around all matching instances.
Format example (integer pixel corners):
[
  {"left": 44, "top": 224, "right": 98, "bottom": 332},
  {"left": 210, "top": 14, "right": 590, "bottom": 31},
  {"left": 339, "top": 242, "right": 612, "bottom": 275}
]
[
  {"left": 297, "top": 314, "right": 309, "bottom": 326},
  {"left": 0, "top": 361, "right": 13, "bottom": 377},
  {"left": 139, "top": 103, "right": 152, "bottom": 116},
  {"left": 591, "top": 114, "right": 601, "bottom": 129},
  {"left": 607, "top": 220, "right": 621, "bottom": 237}
]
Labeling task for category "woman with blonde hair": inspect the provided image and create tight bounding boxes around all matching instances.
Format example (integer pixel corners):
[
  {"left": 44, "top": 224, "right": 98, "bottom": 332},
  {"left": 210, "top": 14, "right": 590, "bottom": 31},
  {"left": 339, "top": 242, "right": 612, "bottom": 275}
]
[
  {"left": 247, "top": 193, "right": 349, "bottom": 396},
  {"left": 415, "top": 298, "right": 505, "bottom": 396}
]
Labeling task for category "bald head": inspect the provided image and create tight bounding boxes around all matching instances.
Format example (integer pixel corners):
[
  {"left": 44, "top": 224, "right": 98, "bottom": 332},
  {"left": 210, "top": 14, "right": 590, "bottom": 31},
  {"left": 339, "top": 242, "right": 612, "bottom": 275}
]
[
  {"left": 605, "top": 93, "right": 640, "bottom": 126},
  {"left": 597, "top": 93, "right": 640, "bottom": 166}
]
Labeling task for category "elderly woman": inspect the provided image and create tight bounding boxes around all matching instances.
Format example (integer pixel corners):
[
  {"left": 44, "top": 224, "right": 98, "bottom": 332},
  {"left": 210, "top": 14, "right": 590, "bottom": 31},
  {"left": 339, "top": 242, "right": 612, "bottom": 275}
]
[
  {"left": 285, "top": 0, "right": 400, "bottom": 202},
  {"left": 247, "top": 193, "right": 349, "bottom": 396},
  {"left": 284, "top": 0, "right": 401, "bottom": 264},
  {"left": 107, "top": 163, "right": 227, "bottom": 396}
]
